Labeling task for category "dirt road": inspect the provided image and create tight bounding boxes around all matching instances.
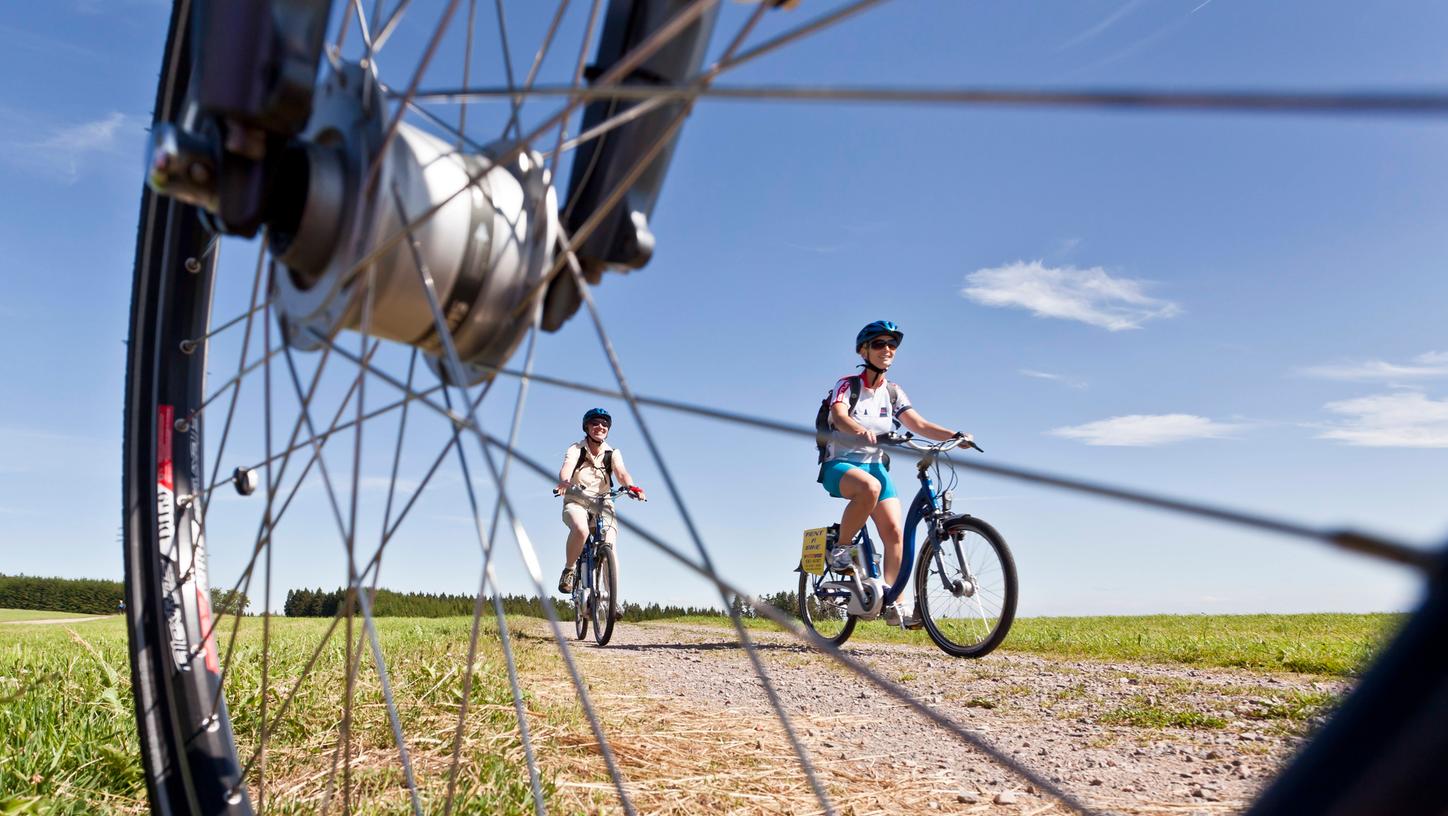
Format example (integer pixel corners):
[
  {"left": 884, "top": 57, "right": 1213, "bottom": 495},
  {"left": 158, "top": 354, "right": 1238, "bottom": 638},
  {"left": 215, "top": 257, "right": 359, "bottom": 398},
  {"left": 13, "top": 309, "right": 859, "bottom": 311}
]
[{"left": 534, "top": 619, "right": 1347, "bottom": 815}]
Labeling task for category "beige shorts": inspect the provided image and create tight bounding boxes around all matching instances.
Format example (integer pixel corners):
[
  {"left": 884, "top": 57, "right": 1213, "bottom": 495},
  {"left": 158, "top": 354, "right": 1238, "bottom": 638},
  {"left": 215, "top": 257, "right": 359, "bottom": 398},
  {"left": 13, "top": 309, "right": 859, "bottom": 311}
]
[{"left": 563, "top": 501, "right": 617, "bottom": 545}]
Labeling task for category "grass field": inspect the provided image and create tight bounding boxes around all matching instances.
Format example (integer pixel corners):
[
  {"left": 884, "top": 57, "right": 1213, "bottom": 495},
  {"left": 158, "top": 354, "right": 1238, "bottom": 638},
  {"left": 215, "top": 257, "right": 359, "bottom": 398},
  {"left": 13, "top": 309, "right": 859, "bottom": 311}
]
[
  {"left": 0, "top": 614, "right": 616, "bottom": 815},
  {"left": 0, "top": 609, "right": 108, "bottom": 623},
  {"left": 665, "top": 611, "right": 1404, "bottom": 676},
  {"left": 0, "top": 609, "right": 1400, "bottom": 812}
]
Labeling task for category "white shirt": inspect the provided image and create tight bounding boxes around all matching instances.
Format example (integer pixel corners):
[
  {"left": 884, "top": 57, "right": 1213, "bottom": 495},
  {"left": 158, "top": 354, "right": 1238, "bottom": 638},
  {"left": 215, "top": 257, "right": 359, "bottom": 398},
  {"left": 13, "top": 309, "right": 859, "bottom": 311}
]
[
  {"left": 560, "top": 440, "right": 626, "bottom": 506},
  {"left": 826, "top": 375, "right": 912, "bottom": 464}
]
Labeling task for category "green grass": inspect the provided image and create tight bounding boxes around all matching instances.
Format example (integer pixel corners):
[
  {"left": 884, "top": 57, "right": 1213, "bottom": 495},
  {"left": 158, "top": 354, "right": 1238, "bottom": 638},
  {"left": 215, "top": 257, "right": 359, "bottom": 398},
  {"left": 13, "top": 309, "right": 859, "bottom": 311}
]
[
  {"left": 0, "top": 610, "right": 1395, "bottom": 813},
  {"left": 0, "top": 615, "right": 603, "bottom": 815},
  {"left": 1099, "top": 696, "right": 1230, "bottom": 730},
  {"left": 0, "top": 609, "right": 107, "bottom": 623},
  {"left": 661, "top": 612, "right": 1403, "bottom": 676}
]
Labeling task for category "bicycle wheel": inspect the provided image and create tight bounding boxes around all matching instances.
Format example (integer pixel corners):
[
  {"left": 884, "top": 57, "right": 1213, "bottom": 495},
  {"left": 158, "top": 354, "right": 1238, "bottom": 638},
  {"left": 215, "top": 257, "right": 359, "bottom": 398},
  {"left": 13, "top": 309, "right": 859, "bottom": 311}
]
[
  {"left": 591, "top": 545, "right": 619, "bottom": 646},
  {"left": 123, "top": 2, "right": 250, "bottom": 811},
  {"left": 798, "top": 567, "right": 857, "bottom": 647},
  {"left": 914, "top": 516, "right": 1018, "bottom": 658},
  {"left": 122, "top": 1, "right": 1448, "bottom": 813},
  {"left": 574, "top": 556, "right": 589, "bottom": 641}
]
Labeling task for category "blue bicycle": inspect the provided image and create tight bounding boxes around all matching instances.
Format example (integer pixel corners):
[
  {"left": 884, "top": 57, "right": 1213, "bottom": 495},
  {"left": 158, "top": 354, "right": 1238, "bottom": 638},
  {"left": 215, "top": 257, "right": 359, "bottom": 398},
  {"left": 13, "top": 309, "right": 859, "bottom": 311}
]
[
  {"left": 798, "top": 434, "right": 1018, "bottom": 657},
  {"left": 556, "top": 485, "right": 643, "bottom": 646}
]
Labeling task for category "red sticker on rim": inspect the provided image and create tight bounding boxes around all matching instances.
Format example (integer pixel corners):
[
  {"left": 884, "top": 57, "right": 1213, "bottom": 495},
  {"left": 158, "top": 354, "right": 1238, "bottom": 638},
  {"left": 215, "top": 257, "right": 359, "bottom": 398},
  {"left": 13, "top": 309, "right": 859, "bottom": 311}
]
[{"left": 158, "top": 404, "right": 174, "bottom": 491}]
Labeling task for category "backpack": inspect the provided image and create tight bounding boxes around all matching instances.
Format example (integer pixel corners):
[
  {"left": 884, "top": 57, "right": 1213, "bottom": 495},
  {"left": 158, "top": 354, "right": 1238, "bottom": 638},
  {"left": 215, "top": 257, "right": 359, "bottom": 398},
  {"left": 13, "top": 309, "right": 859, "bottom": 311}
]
[
  {"left": 814, "top": 376, "right": 900, "bottom": 471},
  {"left": 571, "top": 442, "right": 614, "bottom": 488}
]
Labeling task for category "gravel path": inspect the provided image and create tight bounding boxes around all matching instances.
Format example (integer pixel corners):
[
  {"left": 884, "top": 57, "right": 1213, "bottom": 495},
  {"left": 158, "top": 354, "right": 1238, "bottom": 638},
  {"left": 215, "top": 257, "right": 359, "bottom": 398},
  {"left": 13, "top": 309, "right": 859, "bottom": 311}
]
[{"left": 545, "top": 619, "right": 1349, "bottom": 815}]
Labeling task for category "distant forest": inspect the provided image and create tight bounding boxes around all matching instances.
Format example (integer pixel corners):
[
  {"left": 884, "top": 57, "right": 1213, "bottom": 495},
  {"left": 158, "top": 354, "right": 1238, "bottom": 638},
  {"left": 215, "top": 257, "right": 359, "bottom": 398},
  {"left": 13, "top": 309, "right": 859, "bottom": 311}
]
[
  {"left": 0, "top": 573, "right": 246, "bottom": 616},
  {"left": 284, "top": 586, "right": 731, "bottom": 622},
  {"left": 1, "top": 573, "right": 795, "bottom": 622}
]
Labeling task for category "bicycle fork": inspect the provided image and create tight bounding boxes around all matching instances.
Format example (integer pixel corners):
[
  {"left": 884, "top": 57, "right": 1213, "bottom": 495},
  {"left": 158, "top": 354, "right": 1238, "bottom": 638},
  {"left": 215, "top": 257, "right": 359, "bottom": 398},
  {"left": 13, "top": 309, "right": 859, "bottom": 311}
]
[{"left": 930, "top": 524, "right": 979, "bottom": 600}]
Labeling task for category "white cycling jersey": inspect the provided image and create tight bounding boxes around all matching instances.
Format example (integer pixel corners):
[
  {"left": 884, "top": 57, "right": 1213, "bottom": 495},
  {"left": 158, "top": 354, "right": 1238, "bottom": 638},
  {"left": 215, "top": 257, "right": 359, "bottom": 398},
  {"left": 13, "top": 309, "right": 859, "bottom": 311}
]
[{"left": 826, "top": 375, "right": 913, "bottom": 464}]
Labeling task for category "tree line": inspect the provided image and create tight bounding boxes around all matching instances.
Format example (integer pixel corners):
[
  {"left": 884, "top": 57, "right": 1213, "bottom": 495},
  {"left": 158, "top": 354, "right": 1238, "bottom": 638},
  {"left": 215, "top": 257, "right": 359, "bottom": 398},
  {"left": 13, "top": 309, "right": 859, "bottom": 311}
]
[
  {"left": 283, "top": 586, "right": 731, "bottom": 621},
  {"left": 0, "top": 573, "right": 250, "bottom": 616},
  {"left": 0, "top": 572, "right": 803, "bottom": 622}
]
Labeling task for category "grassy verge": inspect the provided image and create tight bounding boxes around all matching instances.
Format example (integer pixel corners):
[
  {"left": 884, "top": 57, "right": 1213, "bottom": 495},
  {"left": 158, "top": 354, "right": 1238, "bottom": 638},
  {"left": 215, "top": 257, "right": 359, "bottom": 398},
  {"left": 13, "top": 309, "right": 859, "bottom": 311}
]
[
  {"left": 657, "top": 612, "right": 1404, "bottom": 676},
  {"left": 0, "top": 615, "right": 623, "bottom": 814}
]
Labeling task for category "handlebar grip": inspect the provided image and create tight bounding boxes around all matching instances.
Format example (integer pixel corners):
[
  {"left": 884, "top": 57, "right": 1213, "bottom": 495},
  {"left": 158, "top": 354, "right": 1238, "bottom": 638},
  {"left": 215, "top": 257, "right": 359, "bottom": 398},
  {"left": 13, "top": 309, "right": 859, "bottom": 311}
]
[{"left": 969, "top": 441, "right": 984, "bottom": 453}]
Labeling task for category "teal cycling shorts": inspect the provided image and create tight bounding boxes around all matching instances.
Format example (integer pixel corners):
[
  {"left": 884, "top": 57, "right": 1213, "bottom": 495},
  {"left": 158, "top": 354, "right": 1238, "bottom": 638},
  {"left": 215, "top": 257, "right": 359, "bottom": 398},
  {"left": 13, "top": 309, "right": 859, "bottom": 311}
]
[{"left": 820, "top": 460, "right": 897, "bottom": 501}]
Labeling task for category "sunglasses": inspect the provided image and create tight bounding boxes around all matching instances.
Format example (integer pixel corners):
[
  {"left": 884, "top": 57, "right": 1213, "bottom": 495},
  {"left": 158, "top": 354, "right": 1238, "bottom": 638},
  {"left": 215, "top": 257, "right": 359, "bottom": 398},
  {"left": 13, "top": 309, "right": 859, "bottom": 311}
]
[
  {"left": 868, "top": 338, "right": 900, "bottom": 350},
  {"left": 587, "top": 419, "right": 611, "bottom": 428}
]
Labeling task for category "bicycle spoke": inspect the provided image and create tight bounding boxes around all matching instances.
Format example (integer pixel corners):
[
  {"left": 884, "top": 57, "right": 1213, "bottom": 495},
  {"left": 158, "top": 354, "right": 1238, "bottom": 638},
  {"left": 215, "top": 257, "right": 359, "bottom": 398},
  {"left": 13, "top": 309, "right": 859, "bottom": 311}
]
[
  {"left": 492, "top": 0, "right": 524, "bottom": 140},
  {"left": 257, "top": 293, "right": 275, "bottom": 812},
  {"left": 457, "top": 0, "right": 477, "bottom": 147},
  {"left": 370, "top": 0, "right": 413, "bottom": 54},
  {"left": 378, "top": 349, "right": 419, "bottom": 548},
  {"left": 181, "top": 297, "right": 269, "bottom": 354},
  {"left": 466, "top": 360, "right": 1437, "bottom": 571},
  {"left": 544, "top": 0, "right": 601, "bottom": 180},
  {"left": 558, "top": 218, "right": 836, "bottom": 813},
  {"left": 464, "top": 432, "right": 1101, "bottom": 816},
  {"left": 388, "top": 185, "right": 638, "bottom": 814},
  {"left": 361, "top": 0, "right": 462, "bottom": 201},
  {"left": 437, "top": 379, "right": 544, "bottom": 816},
  {"left": 445, "top": 306, "right": 546, "bottom": 815},
  {"left": 410, "top": 82, "right": 1448, "bottom": 116},
  {"left": 202, "top": 242, "right": 269, "bottom": 519},
  {"left": 337, "top": 0, "right": 720, "bottom": 294}
]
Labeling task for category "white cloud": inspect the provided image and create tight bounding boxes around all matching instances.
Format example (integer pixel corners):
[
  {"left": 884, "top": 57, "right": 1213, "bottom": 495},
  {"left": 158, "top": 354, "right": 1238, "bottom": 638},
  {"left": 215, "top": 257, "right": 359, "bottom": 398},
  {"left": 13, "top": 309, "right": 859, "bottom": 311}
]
[
  {"left": 962, "top": 260, "right": 1181, "bottom": 331},
  {"left": 1316, "top": 392, "right": 1448, "bottom": 448},
  {"left": 1, "top": 110, "right": 146, "bottom": 183},
  {"left": 1049, "top": 414, "right": 1244, "bottom": 446},
  {"left": 1020, "top": 369, "right": 1087, "bottom": 389},
  {"left": 1296, "top": 351, "right": 1448, "bottom": 382}
]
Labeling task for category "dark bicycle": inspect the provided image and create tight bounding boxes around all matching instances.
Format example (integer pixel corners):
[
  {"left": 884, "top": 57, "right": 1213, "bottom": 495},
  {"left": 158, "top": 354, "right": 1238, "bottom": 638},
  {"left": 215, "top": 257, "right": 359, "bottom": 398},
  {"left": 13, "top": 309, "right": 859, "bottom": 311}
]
[
  {"left": 799, "top": 434, "right": 1018, "bottom": 657},
  {"left": 555, "top": 485, "right": 643, "bottom": 646}
]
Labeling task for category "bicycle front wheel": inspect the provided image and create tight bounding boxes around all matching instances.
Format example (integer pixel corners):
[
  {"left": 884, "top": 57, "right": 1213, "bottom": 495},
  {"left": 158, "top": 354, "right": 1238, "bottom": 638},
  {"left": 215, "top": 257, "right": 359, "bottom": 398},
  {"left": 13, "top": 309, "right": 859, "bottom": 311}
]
[
  {"left": 798, "top": 568, "right": 857, "bottom": 647},
  {"left": 574, "top": 558, "right": 589, "bottom": 642},
  {"left": 914, "top": 517, "right": 1018, "bottom": 658},
  {"left": 591, "top": 546, "right": 619, "bottom": 646}
]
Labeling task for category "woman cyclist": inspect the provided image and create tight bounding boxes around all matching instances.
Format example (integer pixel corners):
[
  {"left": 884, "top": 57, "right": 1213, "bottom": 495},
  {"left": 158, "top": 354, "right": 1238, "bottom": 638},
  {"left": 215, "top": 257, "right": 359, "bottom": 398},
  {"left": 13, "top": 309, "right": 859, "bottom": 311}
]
[
  {"left": 557, "top": 408, "right": 645, "bottom": 594},
  {"left": 821, "top": 321, "right": 971, "bottom": 627}
]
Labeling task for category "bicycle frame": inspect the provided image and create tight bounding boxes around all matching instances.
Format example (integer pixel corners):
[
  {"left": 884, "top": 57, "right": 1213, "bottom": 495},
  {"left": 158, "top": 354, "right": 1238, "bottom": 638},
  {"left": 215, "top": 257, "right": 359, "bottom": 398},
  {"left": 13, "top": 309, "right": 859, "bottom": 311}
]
[{"left": 834, "top": 440, "right": 967, "bottom": 610}]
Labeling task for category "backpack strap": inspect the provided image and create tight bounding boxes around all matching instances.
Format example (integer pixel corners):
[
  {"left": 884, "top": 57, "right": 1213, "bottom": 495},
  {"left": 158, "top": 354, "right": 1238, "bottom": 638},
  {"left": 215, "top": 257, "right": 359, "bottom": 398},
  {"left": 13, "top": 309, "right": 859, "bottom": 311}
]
[
  {"left": 846, "top": 375, "right": 863, "bottom": 414},
  {"left": 570, "top": 441, "right": 615, "bottom": 488},
  {"left": 886, "top": 382, "right": 901, "bottom": 425}
]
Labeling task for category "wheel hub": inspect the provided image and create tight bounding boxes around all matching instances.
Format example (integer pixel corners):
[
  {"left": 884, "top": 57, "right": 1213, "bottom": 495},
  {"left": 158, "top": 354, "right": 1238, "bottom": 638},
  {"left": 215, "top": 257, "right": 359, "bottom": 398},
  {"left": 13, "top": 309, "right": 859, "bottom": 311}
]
[{"left": 271, "top": 63, "right": 558, "bottom": 384}]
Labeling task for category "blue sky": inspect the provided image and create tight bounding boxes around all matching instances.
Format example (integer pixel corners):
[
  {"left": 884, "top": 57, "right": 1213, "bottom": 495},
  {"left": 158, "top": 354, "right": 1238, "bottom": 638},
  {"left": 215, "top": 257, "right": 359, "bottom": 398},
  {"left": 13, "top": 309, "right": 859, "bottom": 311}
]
[{"left": 2, "top": 0, "right": 1446, "bottom": 617}]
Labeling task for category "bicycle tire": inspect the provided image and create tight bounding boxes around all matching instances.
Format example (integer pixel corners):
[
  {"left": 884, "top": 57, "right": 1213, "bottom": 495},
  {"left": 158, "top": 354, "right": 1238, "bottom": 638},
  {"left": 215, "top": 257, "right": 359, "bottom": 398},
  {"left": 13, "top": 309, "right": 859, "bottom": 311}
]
[
  {"left": 914, "top": 516, "right": 1018, "bottom": 658},
  {"left": 591, "top": 545, "right": 619, "bottom": 646},
  {"left": 122, "top": 0, "right": 252, "bottom": 812},
  {"left": 798, "top": 568, "right": 857, "bottom": 647},
  {"left": 574, "top": 555, "right": 589, "bottom": 641}
]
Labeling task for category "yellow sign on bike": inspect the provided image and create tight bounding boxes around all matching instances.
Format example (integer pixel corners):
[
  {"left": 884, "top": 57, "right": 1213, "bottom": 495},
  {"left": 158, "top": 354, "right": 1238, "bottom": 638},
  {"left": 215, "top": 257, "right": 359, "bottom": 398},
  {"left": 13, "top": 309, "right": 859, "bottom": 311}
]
[{"left": 800, "top": 527, "right": 829, "bottom": 575}]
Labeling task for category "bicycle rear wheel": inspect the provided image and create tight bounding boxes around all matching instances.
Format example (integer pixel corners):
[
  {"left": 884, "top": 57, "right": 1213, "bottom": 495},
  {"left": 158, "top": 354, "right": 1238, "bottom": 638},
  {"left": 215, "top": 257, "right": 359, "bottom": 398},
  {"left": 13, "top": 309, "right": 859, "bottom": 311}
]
[
  {"left": 914, "top": 516, "right": 1018, "bottom": 658},
  {"left": 798, "top": 567, "right": 857, "bottom": 646},
  {"left": 591, "top": 545, "right": 619, "bottom": 646}
]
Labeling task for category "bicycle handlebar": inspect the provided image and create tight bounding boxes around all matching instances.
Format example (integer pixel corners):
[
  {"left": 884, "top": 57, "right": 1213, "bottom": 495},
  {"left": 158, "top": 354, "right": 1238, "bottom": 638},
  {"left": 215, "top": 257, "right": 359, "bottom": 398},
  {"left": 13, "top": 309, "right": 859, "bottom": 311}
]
[
  {"left": 877, "top": 431, "right": 983, "bottom": 453},
  {"left": 552, "top": 485, "right": 647, "bottom": 501}
]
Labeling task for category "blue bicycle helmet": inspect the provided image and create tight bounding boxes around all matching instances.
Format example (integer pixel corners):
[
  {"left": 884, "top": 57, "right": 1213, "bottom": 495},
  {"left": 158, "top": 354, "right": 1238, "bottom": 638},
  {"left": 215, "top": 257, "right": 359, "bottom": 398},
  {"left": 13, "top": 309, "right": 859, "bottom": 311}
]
[
  {"left": 581, "top": 407, "right": 612, "bottom": 432},
  {"left": 855, "top": 320, "right": 903, "bottom": 351}
]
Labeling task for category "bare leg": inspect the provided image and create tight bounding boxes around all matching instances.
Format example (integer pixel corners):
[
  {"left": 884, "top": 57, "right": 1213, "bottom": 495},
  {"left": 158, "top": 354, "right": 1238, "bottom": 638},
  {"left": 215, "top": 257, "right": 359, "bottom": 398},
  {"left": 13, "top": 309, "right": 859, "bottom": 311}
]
[
  {"left": 871, "top": 497, "right": 904, "bottom": 587},
  {"left": 837, "top": 468, "right": 882, "bottom": 553},
  {"left": 563, "top": 511, "right": 589, "bottom": 568}
]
